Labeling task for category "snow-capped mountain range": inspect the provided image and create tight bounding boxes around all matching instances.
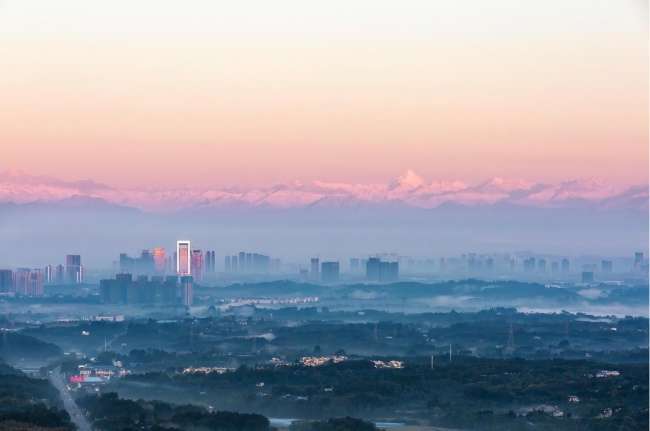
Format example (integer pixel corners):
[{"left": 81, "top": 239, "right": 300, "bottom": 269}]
[{"left": 0, "top": 170, "right": 647, "bottom": 212}]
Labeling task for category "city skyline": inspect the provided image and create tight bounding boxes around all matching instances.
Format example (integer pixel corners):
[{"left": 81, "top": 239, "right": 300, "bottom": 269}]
[{"left": 0, "top": 1, "right": 647, "bottom": 189}]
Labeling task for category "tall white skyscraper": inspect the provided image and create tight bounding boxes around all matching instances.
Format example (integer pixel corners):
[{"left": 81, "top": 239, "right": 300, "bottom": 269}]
[{"left": 177, "top": 241, "right": 191, "bottom": 275}]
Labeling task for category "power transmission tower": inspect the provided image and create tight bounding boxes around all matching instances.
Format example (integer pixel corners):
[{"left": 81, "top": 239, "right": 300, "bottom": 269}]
[{"left": 507, "top": 321, "right": 515, "bottom": 351}]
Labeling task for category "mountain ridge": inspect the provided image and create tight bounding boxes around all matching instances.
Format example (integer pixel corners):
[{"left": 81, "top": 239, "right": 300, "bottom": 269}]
[{"left": 0, "top": 170, "right": 646, "bottom": 212}]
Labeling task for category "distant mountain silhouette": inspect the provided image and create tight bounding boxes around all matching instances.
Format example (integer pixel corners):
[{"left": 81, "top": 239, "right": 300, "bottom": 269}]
[{"left": 0, "top": 170, "right": 646, "bottom": 212}]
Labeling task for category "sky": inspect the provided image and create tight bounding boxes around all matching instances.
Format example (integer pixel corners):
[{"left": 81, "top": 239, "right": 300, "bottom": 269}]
[{"left": 0, "top": 0, "right": 647, "bottom": 188}]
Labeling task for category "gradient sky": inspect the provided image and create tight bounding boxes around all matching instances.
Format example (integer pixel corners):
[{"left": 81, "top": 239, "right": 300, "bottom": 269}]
[{"left": 0, "top": 0, "right": 647, "bottom": 188}]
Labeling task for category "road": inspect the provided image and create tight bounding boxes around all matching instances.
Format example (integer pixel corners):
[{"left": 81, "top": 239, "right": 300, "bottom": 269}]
[{"left": 49, "top": 366, "right": 93, "bottom": 431}]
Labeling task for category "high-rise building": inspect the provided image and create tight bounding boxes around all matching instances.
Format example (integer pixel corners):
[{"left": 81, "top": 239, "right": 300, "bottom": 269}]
[
  {"left": 224, "top": 255, "right": 231, "bottom": 273},
  {"left": 299, "top": 269, "right": 308, "bottom": 283},
  {"left": 311, "top": 258, "right": 319, "bottom": 279},
  {"left": 181, "top": 276, "right": 194, "bottom": 306},
  {"left": 582, "top": 271, "right": 594, "bottom": 284},
  {"left": 177, "top": 241, "right": 191, "bottom": 275},
  {"left": 538, "top": 259, "right": 546, "bottom": 273},
  {"left": 190, "top": 250, "right": 203, "bottom": 283},
  {"left": 66, "top": 255, "right": 81, "bottom": 284},
  {"left": 239, "top": 252, "right": 246, "bottom": 272},
  {"left": 551, "top": 262, "right": 559, "bottom": 273},
  {"left": 561, "top": 258, "right": 569, "bottom": 273},
  {"left": 0, "top": 270, "right": 12, "bottom": 293},
  {"left": 602, "top": 260, "right": 613, "bottom": 275},
  {"left": 55, "top": 264, "right": 64, "bottom": 283},
  {"left": 321, "top": 262, "right": 339, "bottom": 283},
  {"left": 231, "top": 255, "right": 238, "bottom": 272},
  {"left": 210, "top": 251, "right": 216, "bottom": 274},
  {"left": 366, "top": 258, "right": 381, "bottom": 281},
  {"left": 77, "top": 266, "right": 84, "bottom": 284},
  {"left": 120, "top": 250, "right": 154, "bottom": 274},
  {"left": 524, "top": 257, "right": 536, "bottom": 273},
  {"left": 634, "top": 252, "right": 644, "bottom": 273},
  {"left": 246, "top": 253, "right": 253, "bottom": 272},
  {"left": 100, "top": 273, "right": 177, "bottom": 305},
  {"left": 390, "top": 261, "right": 399, "bottom": 281},
  {"left": 45, "top": 265, "right": 52, "bottom": 283},
  {"left": 13, "top": 268, "right": 43, "bottom": 296},
  {"left": 153, "top": 248, "right": 166, "bottom": 276},
  {"left": 350, "top": 258, "right": 360, "bottom": 272},
  {"left": 165, "top": 256, "right": 173, "bottom": 274}
]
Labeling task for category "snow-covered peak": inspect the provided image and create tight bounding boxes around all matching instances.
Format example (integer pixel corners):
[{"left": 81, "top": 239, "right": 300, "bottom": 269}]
[
  {"left": 390, "top": 170, "right": 426, "bottom": 190},
  {"left": 475, "top": 177, "right": 534, "bottom": 192},
  {"left": 0, "top": 170, "right": 645, "bottom": 211}
]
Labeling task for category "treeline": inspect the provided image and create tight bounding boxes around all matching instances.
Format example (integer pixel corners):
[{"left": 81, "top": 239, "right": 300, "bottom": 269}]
[
  {"left": 0, "top": 366, "right": 72, "bottom": 430},
  {"left": 0, "top": 333, "right": 62, "bottom": 363},
  {"left": 110, "top": 358, "right": 648, "bottom": 430},
  {"left": 77, "top": 392, "right": 271, "bottom": 431},
  {"left": 289, "top": 417, "right": 377, "bottom": 431}
]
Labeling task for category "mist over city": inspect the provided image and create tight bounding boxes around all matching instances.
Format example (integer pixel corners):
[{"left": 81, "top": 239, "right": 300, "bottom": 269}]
[{"left": 0, "top": 1, "right": 648, "bottom": 431}]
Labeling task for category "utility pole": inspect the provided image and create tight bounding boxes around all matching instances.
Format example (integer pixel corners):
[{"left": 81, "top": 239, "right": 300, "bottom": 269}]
[
  {"left": 449, "top": 345, "right": 452, "bottom": 363},
  {"left": 431, "top": 355, "right": 434, "bottom": 370}
]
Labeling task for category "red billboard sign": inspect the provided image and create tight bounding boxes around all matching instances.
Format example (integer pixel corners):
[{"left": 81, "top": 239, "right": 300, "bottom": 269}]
[{"left": 70, "top": 376, "right": 84, "bottom": 383}]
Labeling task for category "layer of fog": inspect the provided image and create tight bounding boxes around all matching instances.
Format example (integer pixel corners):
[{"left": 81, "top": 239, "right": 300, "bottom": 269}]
[{"left": 0, "top": 204, "right": 647, "bottom": 269}]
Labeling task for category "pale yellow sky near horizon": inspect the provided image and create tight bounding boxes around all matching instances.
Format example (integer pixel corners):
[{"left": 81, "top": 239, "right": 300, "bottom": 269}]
[{"left": 0, "top": 0, "right": 647, "bottom": 188}]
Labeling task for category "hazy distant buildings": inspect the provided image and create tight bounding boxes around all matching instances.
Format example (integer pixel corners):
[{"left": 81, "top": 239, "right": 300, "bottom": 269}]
[
  {"left": 231, "top": 255, "right": 239, "bottom": 272},
  {"left": 523, "top": 258, "right": 536, "bottom": 273},
  {"left": 582, "top": 271, "right": 594, "bottom": 284},
  {"left": 321, "top": 262, "right": 339, "bottom": 283},
  {"left": 100, "top": 273, "right": 177, "bottom": 305},
  {"left": 538, "top": 259, "right": 546, "bottom": 273},
  {"left": 311, "top": 258, "right": 319, "bottom": 280},
  {"left": 239, "top": 252, "right": 246, "bottom": 272},
  {"left": 562, "top": 258, "right": 570, "bottom": 273},
  {"left": 0, "top": 270, "right": 12, "bottom": 293},
  {"left": 119, "top": 250, "right": 154, "bottom": 275},
  {"left": 551, "top": 262, "right": 559, "bottom": 273},
  {"left": 224, "top": 255, "right": 231, "bottom": 272},
  {"left": 66, "top": 254, "right": 81, "bottom": 284},
  {"left": 13, "top": 268, "right": 43, "bottom": 295},
  {"left": 55, "top": 264, "right": 64, "bottom": 283},
  {"left": 153, "top": 248, "right": 165, "bottom": 276},
  {"left": 45, "top": 264, "right": 52, "bottom": 283},
  {"left": 246, "top": 253, "right": 253, "bottom": 271},
  {"left": 190, "top": 250, "right": 203, "bottom": 282},
  {"left": 177, "top": 241, "right": 191, "bottom": 275},
  {"left": 366, "top": 257, "right": 398, "bottom": 282},
  {"left": 350, "top": 258, "right": 360, "bottom": 272},
  {"left": 602, "top": 260, "right": 613, "bottom": 275},
  {"left": 634, "top": 252, "right": 645, "bottom": 274},
  {"left": 181, "top": 275, "right": 193, "bottom": 306}
]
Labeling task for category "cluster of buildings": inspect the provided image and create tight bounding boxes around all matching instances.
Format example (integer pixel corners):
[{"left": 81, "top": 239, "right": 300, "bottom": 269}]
[
  {"left": 117, "top": 244, "right": 216, "bottom": 284},
  {"left": 0, "top": 254, "right": 84, "bottom": 296},
  {"left": 224, "top": 252, "right": 279, "bottom": 274},
  {"left": 299, "top": 356, "right": 348, "bottom": 367},
  {"left": 103, "top": 241, "right": 197, "bottom": 306},
  {"left": 372, "top": 360, "right": 404, "bottom": 369}
]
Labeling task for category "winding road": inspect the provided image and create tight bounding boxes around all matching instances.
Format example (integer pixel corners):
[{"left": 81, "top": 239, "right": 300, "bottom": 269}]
[{"left": 49, "top": 366, "right": 93, "bottom": 431}]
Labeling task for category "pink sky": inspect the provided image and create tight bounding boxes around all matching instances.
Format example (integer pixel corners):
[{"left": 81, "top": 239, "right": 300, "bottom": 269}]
[{"left": 0, "top": 1, "right": 647, "bottom": 188}]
